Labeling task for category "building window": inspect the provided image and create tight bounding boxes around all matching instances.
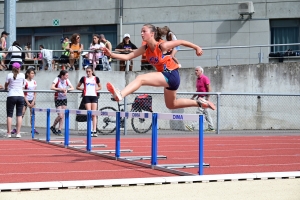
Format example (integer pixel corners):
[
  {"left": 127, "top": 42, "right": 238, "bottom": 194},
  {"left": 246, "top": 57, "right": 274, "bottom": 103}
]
[{"left": 270, "top": 19, "right": 300, "bottom": 53}]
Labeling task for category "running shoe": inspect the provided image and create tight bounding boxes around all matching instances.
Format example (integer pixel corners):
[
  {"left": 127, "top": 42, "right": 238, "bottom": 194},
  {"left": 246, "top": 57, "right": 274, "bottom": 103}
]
[
  {"left": 106, "top": 82, "right": 123, "bottom": 101},
  {"left": 50, "top": 126, "right": 57, "bottom": 134},
  {"left": 92, "top": 132, "right": 98, "bottom": 137},
  {"left": 16, "top": 133, "right": 21, "bottom": 138},
  {"left": 7, "top": 134, "right": 11, "bottom": 138},
  {"left": 205, "top": 128, "right": 215, "bottom": 132},
  {"left": 57, "top": 130, "right": 63, "bottom": 136},
  {"left": 185, "top": 124, "right": 195, "bottom": 131},
  {"left": 196, "top": 98, "right": 216, "bottom": 110},
  {"left": 11, "top": 128, "right": 17, "bottom": 134},
  {"left": 34, "top": 129, "right": 39, "bottom": 134}
]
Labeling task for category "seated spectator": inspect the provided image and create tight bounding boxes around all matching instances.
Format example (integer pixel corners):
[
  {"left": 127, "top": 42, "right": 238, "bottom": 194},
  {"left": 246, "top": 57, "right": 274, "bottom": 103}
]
[
  {"left": 59, "top": 36, "right": 71, "bottom": 70},
  {"left": 115, "top": 33, "right": 137, "bottom": 71},
  {"left": 81, "top": 52, "right": 90, "bottom": 69},
  {"left": 7, "top": 41, "right": 23, "bottom": 70},
  {"left": 66, "top": 33, "right": 83, "bottom": 71}
]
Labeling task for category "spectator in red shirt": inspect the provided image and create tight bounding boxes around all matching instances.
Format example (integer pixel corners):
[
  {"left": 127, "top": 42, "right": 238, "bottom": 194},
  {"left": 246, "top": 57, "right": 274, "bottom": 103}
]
[{"left": 186, "top": 66, "right": 215, "bottom": 132}]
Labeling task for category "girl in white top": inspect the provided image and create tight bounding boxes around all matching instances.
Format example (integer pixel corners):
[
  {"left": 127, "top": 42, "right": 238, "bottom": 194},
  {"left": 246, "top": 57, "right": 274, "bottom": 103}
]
[
  {"left": 89, "top": 34, "right": 105, "bottom": 71},
  {"left": 50, "top": 70, "right": 74, "bottom": 135},
  {"left": 5, "top": 62, "right": 25, "bottom": 138},
  {"left": 22, "top": 68, "right": 38, "bottom": 134},
  {"left": 76, "top": 66, "right": 101, "bottom": 137},
  {"left": 161, "top": 26, "right": 181, "bottom": 67}
]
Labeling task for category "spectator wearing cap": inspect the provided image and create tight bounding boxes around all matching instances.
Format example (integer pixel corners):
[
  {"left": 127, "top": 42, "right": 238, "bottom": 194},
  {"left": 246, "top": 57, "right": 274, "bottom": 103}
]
[
  {"left": 81, "top": 52, "right": 90, "bottom": 69},
  {"left": 115, "top": 33, "right": 138, "bottom": 71},
  {"left": 7, "top": 41, "right": 23, "bottom": 70},
  {"left": 5, "top": 62, "right": 26, "bottom": 138},
  {"left": 0, "top": 31, "right": 9, "bottom": 51}
]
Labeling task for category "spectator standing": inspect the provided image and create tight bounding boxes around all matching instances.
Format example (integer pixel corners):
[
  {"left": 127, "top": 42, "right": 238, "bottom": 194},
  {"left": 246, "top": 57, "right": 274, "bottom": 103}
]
[
  {"left": 0, "top": 48, "right": 7, "bottom": 70},
  {"left": 161, "top": 26, "right": 181, "bottom": 67},
  {"left": 76, "top": 66, "right": 101, "bottom": 137},
  {"left": 22, "top": 68, "right": 39, "bottom": 134},
  {"left": 39, "top": 45, "right": 53, "bottom": 71},
  {"left": 5, "top": 62, "right": 25, "bottom": 138},
  {"left": 7, "top": 41, "right": 23, "bottom": 70},
  {"left": 99, "top": 34, "right": 112, "bottom": 64},
  {"left": 0, "top": 31, "right": 9, "bottom": 51},
  {"left": 185, "top": 66, "right": 215, "bottom": 132},
  {"left": 67, "top": 33, "right": 83, "bottom": 71},
  {"left": 50, "top": 70, "right": 74, "bottom": 136},
  {"left": 89, "top": 34, "right": 105, "bottom": 71},
  {"left": 115, "top": 33, "right": 138, "bottom": 71}
]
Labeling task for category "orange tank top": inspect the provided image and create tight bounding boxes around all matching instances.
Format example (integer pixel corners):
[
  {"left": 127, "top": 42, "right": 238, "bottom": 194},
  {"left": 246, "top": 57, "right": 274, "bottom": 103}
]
[
  {"left": 145, "top": 41, "right": 179, "bottom": 72},
  {"left": 70, "top": 43, "right": 81, "bottom": 59}
]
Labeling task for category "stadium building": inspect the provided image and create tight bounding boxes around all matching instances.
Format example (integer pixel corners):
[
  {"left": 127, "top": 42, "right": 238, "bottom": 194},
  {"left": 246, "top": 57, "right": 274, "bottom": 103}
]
[{"left": 0, "top": 0, "right": 299, "bottom": 70}]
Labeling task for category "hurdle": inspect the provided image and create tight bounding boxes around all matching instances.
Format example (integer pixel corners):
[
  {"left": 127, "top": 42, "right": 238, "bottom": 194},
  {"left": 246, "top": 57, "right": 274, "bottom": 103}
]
[
  {"left": 31, "top": 108, "right": 131, "bottom": 153},
  {"left": 31, "top": 108, "right": 208, "bottom": 176},
  {"left": 151, "top": 113, "right": 209, "bottom": 175}
]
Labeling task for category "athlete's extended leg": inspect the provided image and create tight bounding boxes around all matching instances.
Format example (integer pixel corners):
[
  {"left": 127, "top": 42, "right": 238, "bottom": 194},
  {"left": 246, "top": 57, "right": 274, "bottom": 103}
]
[
  {"left": 164, "top": 89, "right": 215, "bottom": 110},
  {"left": 107, "top": 72, "right": 168, "bottom": 101}
]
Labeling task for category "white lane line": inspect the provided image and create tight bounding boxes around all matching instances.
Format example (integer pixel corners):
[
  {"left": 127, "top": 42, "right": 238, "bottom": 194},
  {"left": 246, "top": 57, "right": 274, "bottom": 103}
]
[
  {"left": 209, "top": 163, "right": 300, "bottom": 168},
  {"left": 0, "top": 159, "right": 121, "bottom": 165},
  {"left": 0, "top": 168, "right": 152, "bottom": 176}
]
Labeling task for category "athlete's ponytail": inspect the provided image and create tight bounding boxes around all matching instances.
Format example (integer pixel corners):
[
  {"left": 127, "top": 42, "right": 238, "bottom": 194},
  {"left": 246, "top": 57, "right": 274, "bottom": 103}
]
[
  {"left": 143, "top": 24, "right": 163, "bottom": 42},
  {"left": 155, "top": 27, "right": 163, "bottom": 42}
]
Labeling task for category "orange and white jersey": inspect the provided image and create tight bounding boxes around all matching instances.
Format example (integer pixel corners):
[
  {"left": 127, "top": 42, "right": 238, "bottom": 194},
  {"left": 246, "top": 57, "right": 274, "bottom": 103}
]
[{"left": 145, "top": 40, "right": 179, "bottom": 72}]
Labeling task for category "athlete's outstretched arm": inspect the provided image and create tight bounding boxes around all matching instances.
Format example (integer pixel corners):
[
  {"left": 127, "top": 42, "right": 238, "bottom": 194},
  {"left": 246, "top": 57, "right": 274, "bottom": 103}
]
[
  {"left": 102, "top": 45, "right": 145, "bottom": 61},
  {"left": 160, "top": 40, "right": 203, "bottom": 56}
]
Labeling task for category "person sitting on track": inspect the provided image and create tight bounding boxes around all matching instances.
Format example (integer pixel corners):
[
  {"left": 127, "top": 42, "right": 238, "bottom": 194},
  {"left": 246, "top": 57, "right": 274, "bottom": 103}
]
[{"left": 102, "top": 23, "right": 216, "bottom": 110}]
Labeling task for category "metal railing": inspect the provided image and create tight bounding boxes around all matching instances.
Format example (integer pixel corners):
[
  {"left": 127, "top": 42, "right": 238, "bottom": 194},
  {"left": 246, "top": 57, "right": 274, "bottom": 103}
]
[
  {"left": 1, "top": 43, "right": 299, "bottom": 71},
  {"left": 0, "top": 90, "right": 299, "bottom": 136}
]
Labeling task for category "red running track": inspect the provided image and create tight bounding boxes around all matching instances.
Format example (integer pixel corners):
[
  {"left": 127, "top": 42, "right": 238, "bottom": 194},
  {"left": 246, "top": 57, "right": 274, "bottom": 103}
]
[{"left": 1, "top": 135, "right": 300, "bottom": 183}]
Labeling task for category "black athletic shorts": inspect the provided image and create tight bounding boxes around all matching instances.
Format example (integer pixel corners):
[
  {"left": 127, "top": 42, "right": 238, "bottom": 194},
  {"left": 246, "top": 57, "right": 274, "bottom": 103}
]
[
  {"left": 83, "top": 96, "right": 98, "bottom": 104},
  {"left": 55, "top": 99, "right": 67, "bottom": 108},
  {"left": 7, "top": 96, "right": 24, "bottom": 117}
]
